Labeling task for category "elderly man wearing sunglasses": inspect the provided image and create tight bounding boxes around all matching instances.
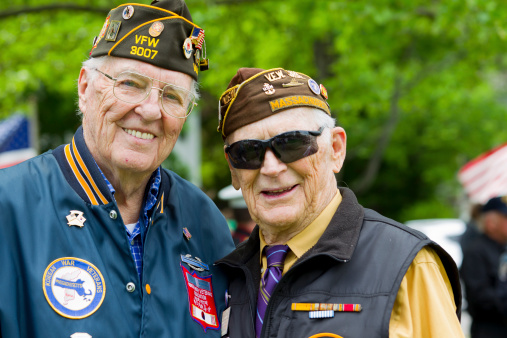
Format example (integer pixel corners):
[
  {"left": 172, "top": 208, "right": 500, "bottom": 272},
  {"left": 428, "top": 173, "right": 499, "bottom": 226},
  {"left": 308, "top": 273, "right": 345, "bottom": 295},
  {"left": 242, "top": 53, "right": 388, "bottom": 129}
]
[
  {"left": 0, "top": 1, "right": 234, "bottom": 337},
  {"left": 215, "top": 68, "right": 465, "bottom": 338}
]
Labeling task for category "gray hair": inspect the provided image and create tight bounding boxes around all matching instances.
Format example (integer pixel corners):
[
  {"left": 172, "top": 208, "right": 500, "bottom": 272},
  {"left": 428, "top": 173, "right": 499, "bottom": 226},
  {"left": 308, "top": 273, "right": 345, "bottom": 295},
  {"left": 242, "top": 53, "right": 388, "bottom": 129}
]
[
  {"left": 308, "top": 108, "right": 336, "bottom": 146},
  {"left": 77, "top": 56, "right": 200, "bottom": 117},
  {"left": 313, "top": 108, "right": 336, "bottom": 129}
]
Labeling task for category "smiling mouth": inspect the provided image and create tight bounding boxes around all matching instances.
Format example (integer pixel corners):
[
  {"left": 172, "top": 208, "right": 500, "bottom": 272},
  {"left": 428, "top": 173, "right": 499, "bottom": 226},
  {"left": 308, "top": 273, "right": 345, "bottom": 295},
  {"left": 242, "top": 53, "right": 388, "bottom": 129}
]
[
  {"left": 262, "top": 185, "right": 297, "bottom": 196},
  {"left": 124, "top": 128, "right": 155, "bottom": 140}
]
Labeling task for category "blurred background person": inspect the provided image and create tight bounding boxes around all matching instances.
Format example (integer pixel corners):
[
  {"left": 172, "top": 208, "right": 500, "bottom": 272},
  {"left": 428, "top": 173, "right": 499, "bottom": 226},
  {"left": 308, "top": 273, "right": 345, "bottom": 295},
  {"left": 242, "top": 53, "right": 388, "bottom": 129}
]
[
  {"left": 219, "top": 184, "right": 256, "bottom": 245},
  {"left": 460, "top": 196, "right": 507, "bottom": 338}
]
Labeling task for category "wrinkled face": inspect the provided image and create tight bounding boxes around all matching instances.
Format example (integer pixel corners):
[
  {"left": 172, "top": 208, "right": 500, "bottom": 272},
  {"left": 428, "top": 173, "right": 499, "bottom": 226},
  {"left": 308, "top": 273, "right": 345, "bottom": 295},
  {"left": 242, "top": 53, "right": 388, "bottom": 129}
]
[
  {"left": 78, "top": 58, "right": 192, "bottom": 177},
  {"left": 226, "top": 108, "right": 346, "bottom": 237}
]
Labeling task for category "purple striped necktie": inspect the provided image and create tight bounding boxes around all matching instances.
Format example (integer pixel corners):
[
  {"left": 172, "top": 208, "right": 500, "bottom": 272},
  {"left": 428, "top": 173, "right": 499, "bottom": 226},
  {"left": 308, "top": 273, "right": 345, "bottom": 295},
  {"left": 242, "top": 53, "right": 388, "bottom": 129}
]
[{"left": 255, "top": 244, "right": 289, "bottom": 337}]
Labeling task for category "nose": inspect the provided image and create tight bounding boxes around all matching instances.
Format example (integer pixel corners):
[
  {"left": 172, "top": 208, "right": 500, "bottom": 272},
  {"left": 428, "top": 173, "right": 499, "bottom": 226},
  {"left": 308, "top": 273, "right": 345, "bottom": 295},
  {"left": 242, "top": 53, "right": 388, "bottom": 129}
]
[
  {"left": 260, "top": 148, "right": 287, "bottom": 176},
  {"left": 135, "top": 87, "right": 163, "bottom": 120}
]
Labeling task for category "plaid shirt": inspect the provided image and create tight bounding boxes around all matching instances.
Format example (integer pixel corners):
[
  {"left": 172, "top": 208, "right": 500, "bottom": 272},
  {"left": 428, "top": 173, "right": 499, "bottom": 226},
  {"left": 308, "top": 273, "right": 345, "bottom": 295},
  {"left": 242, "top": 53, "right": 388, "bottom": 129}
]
[{"left": 99, "top": 166, "right": 161, "bottom": 282}]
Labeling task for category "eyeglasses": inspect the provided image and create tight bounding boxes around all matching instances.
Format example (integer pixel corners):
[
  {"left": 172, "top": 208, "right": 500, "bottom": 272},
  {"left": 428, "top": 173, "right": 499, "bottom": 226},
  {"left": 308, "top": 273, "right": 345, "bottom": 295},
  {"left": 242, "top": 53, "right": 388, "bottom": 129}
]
[
  {"left": 225, "top": 127, "right": 325, "bottom": 169},
  {"left": 93, "top": 69, "right": 197, "bottom": 118}
]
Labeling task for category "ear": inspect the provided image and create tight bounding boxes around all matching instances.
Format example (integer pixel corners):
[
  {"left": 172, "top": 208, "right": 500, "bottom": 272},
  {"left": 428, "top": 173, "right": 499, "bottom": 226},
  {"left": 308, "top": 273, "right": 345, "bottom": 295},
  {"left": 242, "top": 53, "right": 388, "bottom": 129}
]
[
  {"left": 329, "top": 127, "right": 347, "bottom": 174},
  {"left": 224, "top": 146, "right": 241, "bottom": 190},
  {"left": 77, "top": 67, "right": 89, "bottom": 115}
]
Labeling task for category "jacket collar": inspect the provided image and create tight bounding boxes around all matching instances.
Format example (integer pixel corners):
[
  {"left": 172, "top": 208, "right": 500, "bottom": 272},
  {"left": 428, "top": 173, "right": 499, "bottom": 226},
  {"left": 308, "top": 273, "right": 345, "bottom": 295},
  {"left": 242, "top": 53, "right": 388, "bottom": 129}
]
[
  {"left": 53, "top": 126, "right": 114, "bottom": 205},
  {"left": 217, "top": 187, "right": 365, "bottom": 267}
]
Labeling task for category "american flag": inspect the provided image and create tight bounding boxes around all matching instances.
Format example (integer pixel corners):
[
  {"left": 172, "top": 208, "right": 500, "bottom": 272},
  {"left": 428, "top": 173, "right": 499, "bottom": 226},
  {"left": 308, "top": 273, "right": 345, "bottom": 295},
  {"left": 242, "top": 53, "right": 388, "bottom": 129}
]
[
  {"left": 191, "top": 27, "right": 205, "bottom": 50},
  {"left": 458, "top": 142, "right": 507, "bottom": 204},
  {"left": 0, "top": 115, "right": 37, "bottom": 169},
  {"left": 196, "top": 29, "right": 205, "bottom": 50}
]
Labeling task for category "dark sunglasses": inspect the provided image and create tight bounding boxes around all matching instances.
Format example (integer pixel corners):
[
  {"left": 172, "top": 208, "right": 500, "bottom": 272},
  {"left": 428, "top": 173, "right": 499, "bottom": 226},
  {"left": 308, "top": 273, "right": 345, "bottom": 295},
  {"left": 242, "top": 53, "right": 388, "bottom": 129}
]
[{"left": 225, "top": 126, "right": 325, "bottom": 169}]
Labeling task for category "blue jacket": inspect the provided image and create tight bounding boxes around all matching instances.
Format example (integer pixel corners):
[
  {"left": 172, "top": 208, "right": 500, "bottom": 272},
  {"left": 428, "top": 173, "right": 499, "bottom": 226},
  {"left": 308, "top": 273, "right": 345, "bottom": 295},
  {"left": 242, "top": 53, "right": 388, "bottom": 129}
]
[{"left": 0, "top": 127, "right": 235, "bottom": 337}]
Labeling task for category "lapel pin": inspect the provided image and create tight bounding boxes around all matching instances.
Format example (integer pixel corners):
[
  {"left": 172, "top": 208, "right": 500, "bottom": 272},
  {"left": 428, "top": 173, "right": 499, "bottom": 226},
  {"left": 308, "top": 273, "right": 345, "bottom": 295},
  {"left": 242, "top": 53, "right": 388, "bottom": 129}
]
[
  {"left": 181, "top": 254, "right": 208, "bottom": 271},
  {"left": 183, "top": 227, "right": 192, "bottom": 240},
  {"left": 70, "top": 332, "right": 92, "bottom": 338},
  {"left": 66, "top": 210, "right": 86, "bottom": 228},
  {"left": 71, "top": 333, "right": 92, "bottom": 338}
]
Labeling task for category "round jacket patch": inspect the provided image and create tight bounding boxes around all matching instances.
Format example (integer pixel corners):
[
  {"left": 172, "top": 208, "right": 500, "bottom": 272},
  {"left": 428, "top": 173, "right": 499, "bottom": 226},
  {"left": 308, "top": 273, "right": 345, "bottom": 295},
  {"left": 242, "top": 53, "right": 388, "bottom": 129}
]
[{"left": 42, "top": 257, "right": 106, "bottom": 319}]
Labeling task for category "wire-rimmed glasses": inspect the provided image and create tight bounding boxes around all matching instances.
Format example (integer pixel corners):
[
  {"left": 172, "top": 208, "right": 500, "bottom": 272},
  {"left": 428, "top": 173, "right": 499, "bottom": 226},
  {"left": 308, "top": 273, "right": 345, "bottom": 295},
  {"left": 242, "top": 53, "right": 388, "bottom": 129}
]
[{"left": 94, "top": 69, "right": 197, "bottom": 118}]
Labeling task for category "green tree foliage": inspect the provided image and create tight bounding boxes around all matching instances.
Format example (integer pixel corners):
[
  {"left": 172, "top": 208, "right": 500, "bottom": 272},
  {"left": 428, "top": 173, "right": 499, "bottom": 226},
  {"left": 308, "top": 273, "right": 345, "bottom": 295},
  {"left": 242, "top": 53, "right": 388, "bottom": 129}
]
[{"left": 1, "top": 0, "right": 506, "bottom": 221}]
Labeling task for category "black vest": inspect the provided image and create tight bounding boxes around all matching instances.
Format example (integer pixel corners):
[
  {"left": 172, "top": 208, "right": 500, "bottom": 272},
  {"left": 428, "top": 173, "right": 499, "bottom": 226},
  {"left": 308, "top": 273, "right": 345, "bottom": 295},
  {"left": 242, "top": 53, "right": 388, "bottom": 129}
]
[{"left": 217, "top": 188, "right": 461, "bottom": 338}]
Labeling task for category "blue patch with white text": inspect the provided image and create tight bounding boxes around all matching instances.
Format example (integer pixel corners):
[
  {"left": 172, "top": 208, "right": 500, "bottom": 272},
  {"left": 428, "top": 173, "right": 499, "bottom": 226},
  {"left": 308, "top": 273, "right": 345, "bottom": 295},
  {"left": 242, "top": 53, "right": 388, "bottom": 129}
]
[{"left": 43, "top": 257, "right": 106, "bottom": 319}]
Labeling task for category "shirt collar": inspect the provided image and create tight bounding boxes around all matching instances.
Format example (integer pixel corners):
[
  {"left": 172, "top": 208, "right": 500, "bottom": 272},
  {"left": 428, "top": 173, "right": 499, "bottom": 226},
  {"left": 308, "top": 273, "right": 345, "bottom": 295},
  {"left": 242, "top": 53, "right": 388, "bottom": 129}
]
[
  {"left": 259, "top": 190, "right": 342, "bottom": 263},
  {"left": 96, "top": 160, "right": 162, "bottom": 230}
]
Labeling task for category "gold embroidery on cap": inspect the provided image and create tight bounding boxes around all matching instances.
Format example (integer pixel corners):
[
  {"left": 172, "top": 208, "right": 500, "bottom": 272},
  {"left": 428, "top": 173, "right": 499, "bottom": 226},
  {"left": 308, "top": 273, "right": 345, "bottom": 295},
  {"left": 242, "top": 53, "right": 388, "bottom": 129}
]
[
  {"left": 220, "top": 86, "right": 238, "bottom": 106},
  {"left": 129, "top": 34, "right": 160, "bottom": 60},
  {"left": 269, "top": 96, "right": 330, "bottom": 115},
  {"left": 264, "top": 70, "right": 286, "bottom": 82}
]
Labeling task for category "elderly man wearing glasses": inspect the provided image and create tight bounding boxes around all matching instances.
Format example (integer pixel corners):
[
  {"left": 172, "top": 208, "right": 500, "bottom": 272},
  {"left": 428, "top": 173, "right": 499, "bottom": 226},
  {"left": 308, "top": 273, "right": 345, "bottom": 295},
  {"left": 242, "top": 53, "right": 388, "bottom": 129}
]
[
  {"left": 0, "top": 1, "right": 233, "bottom": 337},
  {"left": 215, "top": 68, "right": 465, "bottom": 338}
]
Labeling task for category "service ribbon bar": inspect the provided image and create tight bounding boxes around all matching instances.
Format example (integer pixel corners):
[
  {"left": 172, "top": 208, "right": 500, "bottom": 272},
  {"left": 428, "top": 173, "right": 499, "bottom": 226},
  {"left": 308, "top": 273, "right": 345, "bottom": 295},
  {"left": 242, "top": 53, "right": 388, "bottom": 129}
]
[
  {"left": 309, "top": 310, "right": 334, "bottom": 319},
  {"left": 291, "top": 303, "right": 362, "bottom": 312}
]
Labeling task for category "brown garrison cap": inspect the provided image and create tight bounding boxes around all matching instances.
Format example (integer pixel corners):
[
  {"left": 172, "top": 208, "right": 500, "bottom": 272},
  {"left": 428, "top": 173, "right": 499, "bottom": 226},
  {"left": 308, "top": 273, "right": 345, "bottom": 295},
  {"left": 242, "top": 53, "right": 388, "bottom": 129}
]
[
  {"left": 89, "top": 0, "right": 208, "bottom": 81},
  {"left": 218, "top": 68, "right": 330, "bottom": 139}
]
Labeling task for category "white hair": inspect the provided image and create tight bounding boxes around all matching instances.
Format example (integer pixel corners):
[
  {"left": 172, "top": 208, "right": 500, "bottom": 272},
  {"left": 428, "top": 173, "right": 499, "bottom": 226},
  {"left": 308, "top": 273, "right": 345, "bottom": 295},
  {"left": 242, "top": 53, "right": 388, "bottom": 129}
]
[
  {"left": 77, "top": 56, "right": 200, "bottom": 116},
  {"left": 312, "top": 108, "right": 336, "bottom": 129}
]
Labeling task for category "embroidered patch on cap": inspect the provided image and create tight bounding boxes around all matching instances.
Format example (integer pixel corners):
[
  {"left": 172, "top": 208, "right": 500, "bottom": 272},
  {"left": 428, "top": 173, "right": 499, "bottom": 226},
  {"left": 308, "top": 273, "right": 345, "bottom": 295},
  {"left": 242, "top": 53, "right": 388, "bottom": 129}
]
[
  {"left": 181, "top": 264, "right": 219, "bottom": 331},
  {"left": 42, "top": 257, "right": 106, "bottom": 319}
]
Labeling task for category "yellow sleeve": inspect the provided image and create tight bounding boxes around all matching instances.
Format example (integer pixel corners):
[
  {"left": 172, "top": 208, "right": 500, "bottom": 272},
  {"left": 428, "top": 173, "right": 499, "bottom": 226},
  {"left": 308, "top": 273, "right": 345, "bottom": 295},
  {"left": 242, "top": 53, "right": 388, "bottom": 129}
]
[{"left": 389, "top": 246, "right": 464, "bottom": 338}]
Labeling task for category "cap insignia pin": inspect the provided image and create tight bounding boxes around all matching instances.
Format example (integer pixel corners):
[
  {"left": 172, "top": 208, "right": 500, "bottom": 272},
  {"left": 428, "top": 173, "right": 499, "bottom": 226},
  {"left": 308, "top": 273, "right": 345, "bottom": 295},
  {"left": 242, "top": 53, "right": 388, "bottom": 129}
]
[
  {"left": 66, "top": 210, "right": 86, "bottom": 228},
  {"left": 263, "top": 83, "right": 275, "bottom": 95},
  {"left": 282, "top": 78, "right": 305, "bottom": 87},
  {"left": 308, "top": 79, "right": 321, "bottom": 95},
  {"left": 183, "top": 38, "right": 193, "bottom": 59},
  {"left": 105, "top": 20, "right": 121, "bottom": 42},
  {"left": 320, "top": 84, "right": 328, "bottom": 99},
  {"left": 149, "top": 21, "right": 164, "bottom": 37},
  {"left": 198, "top": 40, "right": 209, "bottom": 71},
  {"left": 122, "top": 5, "right": 134, "bottom": 20},
  {"left": 287, "top": 70, "right": 305, "bottom": 79},
  {"left": 194, "top": 49, "right": 201, "bottom": 65},
  {"left": 199, "top": 59, "right": 209, "bottom": 71}
]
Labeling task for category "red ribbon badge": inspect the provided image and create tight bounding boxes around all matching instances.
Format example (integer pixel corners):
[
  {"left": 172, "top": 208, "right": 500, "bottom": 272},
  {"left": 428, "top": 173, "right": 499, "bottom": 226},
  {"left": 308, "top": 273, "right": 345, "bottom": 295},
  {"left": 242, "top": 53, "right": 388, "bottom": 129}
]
[{"left": 181, "top": 264, "right": 219, "bottom": 331}]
